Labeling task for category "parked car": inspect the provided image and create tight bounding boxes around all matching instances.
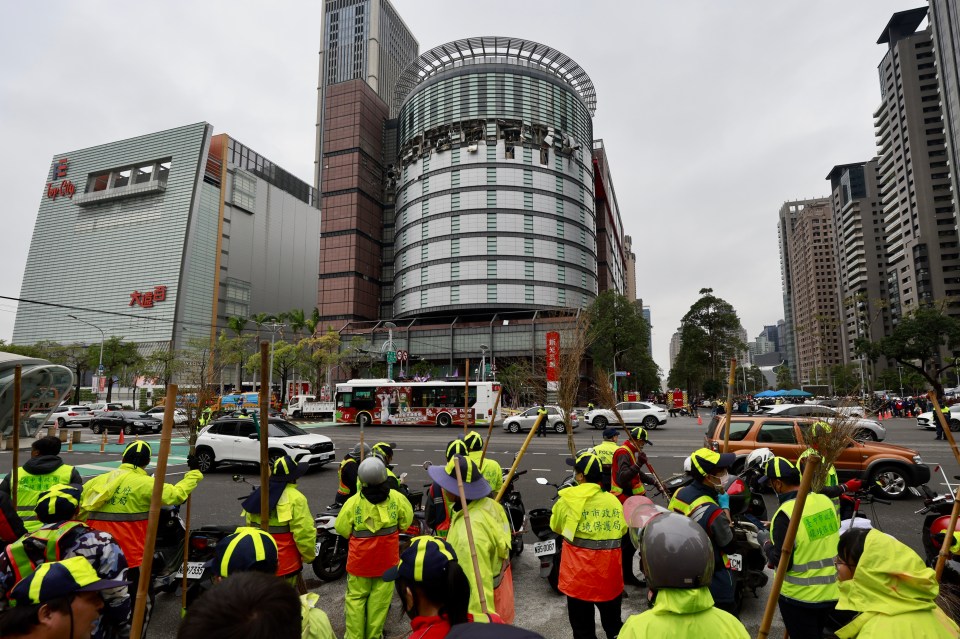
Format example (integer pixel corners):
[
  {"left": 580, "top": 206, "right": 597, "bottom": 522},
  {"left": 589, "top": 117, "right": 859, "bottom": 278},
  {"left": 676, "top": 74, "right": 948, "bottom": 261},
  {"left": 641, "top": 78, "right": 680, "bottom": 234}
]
[
  {"left": 808, "top": 399, "right": 867, "bottom": 418},
  {"left": 584, "top": 401, "right": 668, "bottom": 430},
  {"left": 193, "top": 417, "right": 335, "bottom": 472},
  {"left": 87, "top": 402, "right": 125, "bottom": 415},
  {"left": 703, "top": 414, "right": 929, "bottom": 499},
  {"left": 502, "top": 405, "right": 578, "bottom": 434},
  {"left": 29, "top": 405, "right": 95, "bottom": 428},
  {"left": 145, "top": 406, "right": 188, "bottom": 425},
  {"left": 757, "top": 404, "right": 885, "bottom": 441},
  {"left": 916, "top": 404, "right": 960, "bottom": 431},
  {"left": 89, "top": 411, "right": 162, "bottom": 435}
]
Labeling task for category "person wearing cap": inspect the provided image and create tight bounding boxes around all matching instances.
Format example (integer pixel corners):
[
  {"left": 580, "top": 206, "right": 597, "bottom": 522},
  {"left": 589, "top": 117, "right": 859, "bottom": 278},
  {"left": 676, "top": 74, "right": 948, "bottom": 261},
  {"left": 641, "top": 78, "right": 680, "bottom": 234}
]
[
  {"left": 383, "top": 535, "right": 479, "bottom": 638},
  {"left": 428, "top": 456, "right": 511, "bottom": 621},
  {"left": 593, "top": 429, "right": 619, "bottom": 492},
  {"left": 336, "top": 456, "right": 413, "bottom": 639},
  {"left": 207, "top": 527, "right": 334, "bottom": 639},
  {"left": 758, "top": 456, "right": 849, "bottom": 638},
  {"left": 550, "top": 451, "right": 625, "bottom": 639},
  {"left": 334, "top": 443, "right": 370, "bottom": 507},
  {"left": 1, "top": 436, "right": 82, "bottom": 533},
  {"left": 536, "top": 404, "right": 548, "bottom": 438},
  {"left": 425, "top": 441, "right": 469, "bottom": 538},
  {"left": 371, "top": 442, "right": 405, "bottom": 493},
  {"left": 0, "top": 556, "right": 128, "bottom": 639},
  {"left": 241, "top": 455, "right": 316, "bottom": 582},
  {"left": 797, "top": 421, "right": 861, "bottom": 518},
  {"left": 79, "top": 439, "right": 201, "bottom": 628},
  {"left": 461, "top": 432, "right": 503, "bottom": 495},
  {"left": 0, "top": 484, "right": 130, "bottom": 639},
  {"left": 619, "top": 513, "right": 749, "bottom": 639},
  {"left": 611, "top": 427, "right": 656, "bottom": 588},
  {"left": 667, "top": 447, "right": 738, "bottom": 613}
]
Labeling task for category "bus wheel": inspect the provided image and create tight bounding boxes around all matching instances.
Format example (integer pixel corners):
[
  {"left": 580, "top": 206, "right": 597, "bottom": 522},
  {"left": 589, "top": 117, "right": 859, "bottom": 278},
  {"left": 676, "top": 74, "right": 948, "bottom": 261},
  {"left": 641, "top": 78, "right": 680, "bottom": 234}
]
[
  {"left": 357, "top": 413, "right": 371, "bottom": 428},
  {"left": 437, "top": 413, "right": 452, "bottom": 428}
]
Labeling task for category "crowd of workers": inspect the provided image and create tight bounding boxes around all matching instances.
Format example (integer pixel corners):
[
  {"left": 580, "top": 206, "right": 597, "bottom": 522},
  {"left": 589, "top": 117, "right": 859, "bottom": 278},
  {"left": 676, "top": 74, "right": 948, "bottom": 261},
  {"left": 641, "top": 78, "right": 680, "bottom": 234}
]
[{"left": 1, "top": 413, "right": 959, "bottom": 639}]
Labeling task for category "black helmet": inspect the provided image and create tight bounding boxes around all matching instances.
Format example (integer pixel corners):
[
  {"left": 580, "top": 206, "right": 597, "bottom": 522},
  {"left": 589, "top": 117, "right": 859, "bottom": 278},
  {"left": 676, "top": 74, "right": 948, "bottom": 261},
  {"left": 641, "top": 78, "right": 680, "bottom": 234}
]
[
  {"left": 348, "top": 443, "right": 372, "bottom": 459},
  {"left": 640, "top": 513, "right": 714, "bottom": 590}
]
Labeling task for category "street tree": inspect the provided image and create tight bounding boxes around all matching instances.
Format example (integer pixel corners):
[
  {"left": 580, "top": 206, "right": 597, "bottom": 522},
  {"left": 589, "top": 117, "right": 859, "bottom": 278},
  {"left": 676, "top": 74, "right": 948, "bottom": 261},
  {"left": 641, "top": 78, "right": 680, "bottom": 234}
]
[
  {"left": 855, "top": 304, "right": 960, "bottom": 400},
  {"left": 497, "top": 360, "right": 536, "bottom": 408},
  {"left": 776, "top": 363, "right": 795, "bottom": 390},
  {"left": 246, "top": 340, "right": 307, "bottom": 401},
  {"left": 586, "top": 291, "right": 659, "bottom": 395},
  {"left": 95, "top": 338, "right": 143, "bottom": 402},
  {"left": 226, "top": 316, "right": 248, "bottom": 389},
  {"left": 669, "top": 288, "right": 745, "bottom": 396},
  {"left": 301, "top": 328, "right": 341, "bottom": 397},
  {"left": 829, "top": 364, "right": 861, "bottom": 397},
  {"left": 145, "top": 345, "right": 184, "bottom": 388}
]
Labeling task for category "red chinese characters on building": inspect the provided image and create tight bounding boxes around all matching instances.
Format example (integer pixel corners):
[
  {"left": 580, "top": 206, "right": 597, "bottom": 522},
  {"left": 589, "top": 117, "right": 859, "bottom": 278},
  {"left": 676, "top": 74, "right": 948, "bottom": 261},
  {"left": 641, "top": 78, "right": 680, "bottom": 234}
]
[
  {"left": 546, "top": 331, "right": 560, "bottom": 391},
  {"left": 130, "top": 286, "right": 167, "bottom": 308},
  {"left": 46, "top": 158, "right": 76, "bottom": 200}
]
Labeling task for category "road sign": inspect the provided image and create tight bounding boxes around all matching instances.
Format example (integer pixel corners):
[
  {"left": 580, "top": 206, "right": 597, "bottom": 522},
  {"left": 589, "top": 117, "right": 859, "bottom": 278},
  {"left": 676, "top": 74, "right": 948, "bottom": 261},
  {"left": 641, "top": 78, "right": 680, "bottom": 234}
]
[
  {"left": 98, "top": 365, "right": 105, "bottom": 373},
  {"left": 614, "top": 371, "right": 629, "bottom": 377},
  {"left": 386, "top": 351, "right": 397, "bottom": 364}
]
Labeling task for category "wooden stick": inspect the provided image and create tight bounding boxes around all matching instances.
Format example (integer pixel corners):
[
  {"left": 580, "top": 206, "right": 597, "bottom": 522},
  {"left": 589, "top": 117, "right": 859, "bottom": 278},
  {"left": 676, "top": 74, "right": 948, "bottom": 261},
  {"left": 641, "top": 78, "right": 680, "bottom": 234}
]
[
  {"left": 452, "top": 458, "right": 489, "bottom": 615},
  {"left": 129, "top": 383, "right": 177, "bottom": 639},
  {"left": 180, "top": 496, "right": 192, "bottom": 615},
  {"left": 259, "top": 342, "right": 270, "bottom": 531},
  {"left": 935, "top": 485, "right": 960, "bottom": 582},
  {"left": 463, "top": 359, "right": 470, "bottom": 436},
  {"left": 722, "top": 358, "right": 737, "bottom": 454},
  {"left": 479, "top": 386, "right": 503, "bottom": 467},
  {"left": 929, "top": 393, "right": 960, "bottom": 468},
  {"left": 757, "top": 453, "right": 819, "bottom": 639},
  {"left": 495, "top": 413, "right": 544, "bottom": 503},
  {"left": 11, "top": 366, "right": 20, "bottom": 506}
]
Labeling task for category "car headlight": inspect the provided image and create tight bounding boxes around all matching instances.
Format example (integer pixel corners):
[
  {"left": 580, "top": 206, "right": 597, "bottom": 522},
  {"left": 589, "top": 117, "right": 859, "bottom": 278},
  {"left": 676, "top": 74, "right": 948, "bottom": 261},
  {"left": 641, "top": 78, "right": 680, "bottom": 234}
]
[
  {"left": 913, "top": 455, "right": 923, "bottom": 464},
  {"left": 284, "top": 443, "right": 311, "bottom": 450},
  {"left": 133, "top": 421, "right": 144, "bottom": 426}
]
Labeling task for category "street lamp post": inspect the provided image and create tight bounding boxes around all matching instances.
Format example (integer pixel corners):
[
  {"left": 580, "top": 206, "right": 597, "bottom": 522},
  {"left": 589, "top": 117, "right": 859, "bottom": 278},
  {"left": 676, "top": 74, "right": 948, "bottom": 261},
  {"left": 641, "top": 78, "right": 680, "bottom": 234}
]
[
  {"left": 897, "top": 365, "right": 904, "bottom": 399},
  {"left": 67, "top": 314, "right": 104, "bottom": 401},
  {"left": 267, "top": 321, "right": 286, "bottom": 407},
  {"left": 479, "top": 344, "right": 489, "bottom": 382},
  {"left": 613, "top": 348, "right": 628, "bottom": 399}
]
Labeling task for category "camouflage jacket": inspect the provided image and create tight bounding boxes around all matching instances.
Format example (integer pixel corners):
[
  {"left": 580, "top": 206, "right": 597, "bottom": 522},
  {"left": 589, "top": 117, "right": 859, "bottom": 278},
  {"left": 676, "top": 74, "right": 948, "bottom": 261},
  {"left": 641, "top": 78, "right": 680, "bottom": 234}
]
[{"left": 0, "top": 522, "right": 130, "bottom": 639}]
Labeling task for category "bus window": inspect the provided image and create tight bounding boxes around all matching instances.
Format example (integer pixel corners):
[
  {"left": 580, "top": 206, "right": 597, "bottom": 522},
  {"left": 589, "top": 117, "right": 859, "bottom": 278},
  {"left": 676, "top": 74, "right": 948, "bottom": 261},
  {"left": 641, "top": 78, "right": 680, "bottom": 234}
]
[{"left": 339, "top": 388, "right": 375, "bottom": 410}]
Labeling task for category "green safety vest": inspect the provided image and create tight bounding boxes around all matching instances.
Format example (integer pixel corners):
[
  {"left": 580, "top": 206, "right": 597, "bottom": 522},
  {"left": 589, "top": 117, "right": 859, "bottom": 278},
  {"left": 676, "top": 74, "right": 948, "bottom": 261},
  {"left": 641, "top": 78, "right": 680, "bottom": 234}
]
[
  {"left": 775, "top": 492, "right": 840, "bottom": 604},
  {"left": 15, "top": 465, "right": 75, "bottom": 532},
  {"left": 4, "top": 520, "right": 84, "bottom": 583}
]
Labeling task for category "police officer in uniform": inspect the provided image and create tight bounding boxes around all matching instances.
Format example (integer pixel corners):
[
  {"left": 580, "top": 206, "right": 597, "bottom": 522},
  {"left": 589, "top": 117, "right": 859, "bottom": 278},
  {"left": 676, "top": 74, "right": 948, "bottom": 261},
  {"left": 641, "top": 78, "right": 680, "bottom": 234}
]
[{"left": 592, "top": 429, "right": 620, "bottom": 492}]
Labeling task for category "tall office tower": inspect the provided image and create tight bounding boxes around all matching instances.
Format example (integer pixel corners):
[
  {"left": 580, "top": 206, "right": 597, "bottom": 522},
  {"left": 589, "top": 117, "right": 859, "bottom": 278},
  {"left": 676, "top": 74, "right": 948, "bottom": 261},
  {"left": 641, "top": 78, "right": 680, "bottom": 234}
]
[
  {"left": 930, "top": 0, "right": 960, "bottom": 219},
  {"left": 390, "top": 37, "right": 603, "bottom": 317},
  {"left": 826, "top": 161, "right": 889, "bottom": 376},
  {"left": 314, "top": 0, "right": 418, "bottom": 323},
  {"left": 669, "top": 331, "right": 682, "bottom": 371},
  {"left": 594, "top": 141, "right": 627, "bottom": 295},
  {"left": 875, "top": 8, "right": 960, "bottom": 324},
  {"left": 641, "top": 305, "right": 652, "bottom": 357},
  {"left": 624, "top": 234, "right": 637, "bottom": 301},
  {"left": 779, "top": 198, "right": 843, "bottom": 385}
]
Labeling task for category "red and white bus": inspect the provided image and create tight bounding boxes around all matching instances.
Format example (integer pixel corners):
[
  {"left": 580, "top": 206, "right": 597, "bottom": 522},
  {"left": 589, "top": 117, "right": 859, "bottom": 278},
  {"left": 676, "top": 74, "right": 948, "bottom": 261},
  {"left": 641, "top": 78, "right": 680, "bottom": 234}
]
[{"left": 334, "top": 379, "right": 502, "bottom": 427}]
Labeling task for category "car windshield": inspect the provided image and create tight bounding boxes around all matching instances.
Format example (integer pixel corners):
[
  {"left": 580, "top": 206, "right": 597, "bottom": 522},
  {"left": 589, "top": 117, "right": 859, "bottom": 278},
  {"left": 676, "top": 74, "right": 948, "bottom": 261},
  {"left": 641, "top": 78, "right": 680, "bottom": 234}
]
[
  {"left": 121, "top": 412, "right": 154, "bottom": 419},
  {"left": 268, "top": 420, "right": 306, "bottom": 437}
]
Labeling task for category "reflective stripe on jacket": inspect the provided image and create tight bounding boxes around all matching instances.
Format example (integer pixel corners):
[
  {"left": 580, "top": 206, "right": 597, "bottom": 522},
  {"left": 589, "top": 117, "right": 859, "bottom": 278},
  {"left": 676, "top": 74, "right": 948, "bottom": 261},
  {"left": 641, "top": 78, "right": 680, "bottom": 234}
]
[
  {"left": 447, "top": 497, "right": 511, "bottom": 616},
  {"left": 4, "top": 520, "right": 84, "bottom": 582},
  {"left": 468, "top": 451, "right": 503, "bottom": 494},
  {"left": 334, "top": 489, "right": 413, "bottom": 578},
  {"left": 16, "top": 465, "right": 74, "bottom": 532},
  {"left": 244, "top": 483, "right": 316, "bottom": 576},
  {"left": 549, "top": 482, "right": 624, "bottom": 602},
  {"left": 337, "top": 458, "right": 357, "bottom": 496},
  {"left": 775, "top": 492, "right": 839, "bottom": 603},
  {"left": 610, "top": 444, "right": 645, "bottom": 500}
]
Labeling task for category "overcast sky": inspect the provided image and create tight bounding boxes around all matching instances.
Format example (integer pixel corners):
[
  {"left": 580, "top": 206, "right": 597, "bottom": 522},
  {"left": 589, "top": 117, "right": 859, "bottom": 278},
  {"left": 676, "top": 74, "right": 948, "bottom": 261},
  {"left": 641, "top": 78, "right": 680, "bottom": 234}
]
[{"left": 0, "top": 0, "right": 924, "bottom": 376}]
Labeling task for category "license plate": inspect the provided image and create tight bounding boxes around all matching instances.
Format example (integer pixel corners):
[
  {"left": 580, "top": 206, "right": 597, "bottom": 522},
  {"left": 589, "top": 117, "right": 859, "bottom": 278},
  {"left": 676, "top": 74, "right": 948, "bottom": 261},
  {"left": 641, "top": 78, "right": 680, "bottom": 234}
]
[
  {"left": 174, "top": 562, "right": 206, "bottom": 580},
  {"left": 533, "top": 539, "right": 556, "bottom": 557},
  {"left": 728, "top": 553, "right": 742, "bottom": 572}
]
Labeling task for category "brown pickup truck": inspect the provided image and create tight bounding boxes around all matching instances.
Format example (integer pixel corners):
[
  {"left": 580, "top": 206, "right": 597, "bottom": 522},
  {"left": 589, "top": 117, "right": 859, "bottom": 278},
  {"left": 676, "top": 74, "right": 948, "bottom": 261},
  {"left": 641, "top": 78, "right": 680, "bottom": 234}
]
[{"left": 704, "top": 414, "right": 930, "bottom": 499}]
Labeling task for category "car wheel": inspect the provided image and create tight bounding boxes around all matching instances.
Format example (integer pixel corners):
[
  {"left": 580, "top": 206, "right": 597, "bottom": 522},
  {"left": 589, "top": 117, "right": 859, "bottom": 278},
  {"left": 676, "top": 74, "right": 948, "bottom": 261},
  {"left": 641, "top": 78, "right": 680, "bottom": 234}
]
[
  {"left": 437, "top": 413, "right": 453, "bottom": 428},
  {"left": 507, "top": 421, "right": 521, "bottom": 433},
  {"left": 950, "top": 419, "right": 960, "bottom": 433},
  {"left": 91, "top": 424, "right": 102, "bottom": 434},
  {"left": 553, "top": 421, "right": 566, "bottom": 434},
  {"left": 357, "top": 412, "right": 371, "bottom": 428},
  {"left": 195, "top": 449, "right": 216, "bottom": 473},
  {"left": 855, "top": 428, "right": 878, "bottom": 441},
  {"left": 57, "top": 417, "right": 66, "bottom": 428},
  {"left": 870, "top": 464, "right": 909, "bottom": 499},
  {"left": 123, "top": 425, "right": 133, "bottom": 435},
  {"left": 642, "top": 416, "right": 658, "bottom": 429},
  {"left": 593, "top": 416, "right": 608, "bottom": 430}
]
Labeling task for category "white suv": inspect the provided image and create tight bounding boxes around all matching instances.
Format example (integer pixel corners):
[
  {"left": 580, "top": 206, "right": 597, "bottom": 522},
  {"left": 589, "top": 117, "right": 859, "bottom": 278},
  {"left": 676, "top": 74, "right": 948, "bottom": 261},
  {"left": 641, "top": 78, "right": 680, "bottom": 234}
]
[
  {"left": 194, "top": 416, "right": 335, "bottom": 472},
  {"left": 29, "top": 405, "right": 94, "bottom": 428},
  {"left": 584, "top": 402, "right": 668, "bottom": 430},
  {"left": 145, "top": 406, "right": 188, "bottom": 425}
]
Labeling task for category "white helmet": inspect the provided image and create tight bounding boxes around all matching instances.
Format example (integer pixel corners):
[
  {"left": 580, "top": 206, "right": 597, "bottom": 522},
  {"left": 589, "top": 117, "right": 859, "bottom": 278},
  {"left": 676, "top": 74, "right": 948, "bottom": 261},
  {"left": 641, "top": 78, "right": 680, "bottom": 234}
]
[
  {"left": 746, "top": 447, "right": 774, "bottom": 472},
  {"left": 682, "top": 456, "right": 692, "bottom": 474},
  {"left": 358, "top": 457, "right": 387, "bottom": 486}
]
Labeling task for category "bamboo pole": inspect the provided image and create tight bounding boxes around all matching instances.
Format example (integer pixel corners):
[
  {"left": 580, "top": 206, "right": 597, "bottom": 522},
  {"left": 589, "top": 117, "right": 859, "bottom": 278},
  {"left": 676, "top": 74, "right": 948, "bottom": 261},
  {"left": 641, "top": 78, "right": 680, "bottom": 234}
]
[
  {"left": 463, "top": 359, "right": 470, "bottom": 436},
  {"left": 495, "top": 413, "right": 545, "bottom": 503},
  {"left": 129, "top": 384, "right": 177, "bottom": 639},
  {"left": 478, "top": 386, "right": 503, "bottom": 467},
  {"left": 180, "top": 403, "right": 198, "bottom": 615},
  {"left": 11, "top": 366, "right": 21, "bottom": 506},
  {"left": 259, "top": 342, "right": 270, "bottom": 531},
  {"left": 452, "top": 458, "right": 489, "bottom": 615},
  {"left": 929, "top": 393, "right": 960, "bottom": 467},
  {"left": 935, "top": 485, "right": 960, "bottom": 582},
  {"left": 757, "top": 453, "right": 819, "bottom": 639},
  {"left": 722, "top": 358, "right": 737, "bottom": 454}
]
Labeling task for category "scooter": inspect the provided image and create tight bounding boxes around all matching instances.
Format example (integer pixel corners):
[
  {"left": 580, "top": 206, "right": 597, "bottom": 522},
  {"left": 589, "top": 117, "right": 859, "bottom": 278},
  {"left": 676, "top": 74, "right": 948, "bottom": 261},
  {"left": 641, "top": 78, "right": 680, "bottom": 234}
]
[
  {"left": 312, "top": 505, "right": 348, "bottom": 582},
  {"left": 151, "top": 505, "right": 187, "bottom": 594},
  {"left": 175, "top": 522, "right": 237, "bottom": 606},
  {"left": 529, "top": 474, "right": 578, "bottom": 594},
  {"left": 914, "top": 466, "right": 960, "bottom": 584},
  {"left": 501, "top": 469, "right": 527, "bottom": 557}
]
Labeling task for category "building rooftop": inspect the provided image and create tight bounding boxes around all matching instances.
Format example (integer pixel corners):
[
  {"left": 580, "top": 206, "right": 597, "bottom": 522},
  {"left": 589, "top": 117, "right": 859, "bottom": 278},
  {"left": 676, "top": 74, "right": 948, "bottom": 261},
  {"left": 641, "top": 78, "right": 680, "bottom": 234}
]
[{"left": 877, "top": 7, "right": 928, "bottom": 46}]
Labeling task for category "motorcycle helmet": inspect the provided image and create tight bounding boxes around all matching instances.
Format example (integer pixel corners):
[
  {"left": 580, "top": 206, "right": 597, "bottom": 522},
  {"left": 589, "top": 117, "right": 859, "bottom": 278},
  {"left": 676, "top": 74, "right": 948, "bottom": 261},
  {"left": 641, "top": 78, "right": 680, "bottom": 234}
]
[
  {"left": 682, "top": 456, "right": 692, "bottom": 474},
  {"left": 930, "top": 515, "right": 954, "bottom": 550},
  {"left": 358, "top": 457, "right": 388, "bottom": 486},
  {"left": 640, "top": 513, "right": 714, "bottom": 589},
  {"left": 625, "top": 496, "right": 668, "bottom": 548},
  {"left": 745, "top": 447, "right": 774, "bottom": 473},
  {"left": 348, "top": 443, "right": 372, "bottom": 459},
  {"left": 720, "top": 474, "right": 751, "bottom": 516}
]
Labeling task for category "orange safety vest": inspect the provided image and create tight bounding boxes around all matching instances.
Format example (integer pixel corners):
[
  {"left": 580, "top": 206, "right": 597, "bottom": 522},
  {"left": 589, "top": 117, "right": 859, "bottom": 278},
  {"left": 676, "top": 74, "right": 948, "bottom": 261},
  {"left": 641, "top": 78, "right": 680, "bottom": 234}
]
[
  {"left": 85, "top": 512, "right": 148, "bottom": 568},
  {"left": 337, "top": 458, "right": 357, "bottom": 497},
  {"left": 4, "top": 521, "right": 84, "bottom": 583},
  {"left": 610, "top": 444, "right": 646, "bottom": 503},
  {"left": 560, "top": 537, "right": 622, "bottom": 602}
]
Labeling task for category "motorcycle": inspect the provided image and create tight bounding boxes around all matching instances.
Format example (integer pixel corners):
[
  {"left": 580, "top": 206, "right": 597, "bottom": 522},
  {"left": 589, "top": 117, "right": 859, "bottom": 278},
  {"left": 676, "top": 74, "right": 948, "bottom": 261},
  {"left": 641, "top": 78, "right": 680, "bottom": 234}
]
[
  {"left": 529, "top": 474, "right": 578, "bottom": 594},
  {"left": 151, "top": 505, "right": 187, "bottom": 594},
  {"left": 501, "top": 469, "right": 527, "bottom": 557},
  {"left": 914, "top": 466, "right": 960, "bottom": 584},
  {"left": 313, "top": 505, "right": 348, "bottom": 582},
  {"left": 174, "top": 522, "right": 236, "bottom": 605}
]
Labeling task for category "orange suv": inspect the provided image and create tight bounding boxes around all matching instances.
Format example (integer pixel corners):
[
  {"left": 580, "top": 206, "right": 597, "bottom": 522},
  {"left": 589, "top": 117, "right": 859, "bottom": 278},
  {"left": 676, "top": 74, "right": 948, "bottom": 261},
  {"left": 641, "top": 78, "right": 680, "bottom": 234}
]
[{"left": 704, "top": 414, "right": 929, "bottom": 499}]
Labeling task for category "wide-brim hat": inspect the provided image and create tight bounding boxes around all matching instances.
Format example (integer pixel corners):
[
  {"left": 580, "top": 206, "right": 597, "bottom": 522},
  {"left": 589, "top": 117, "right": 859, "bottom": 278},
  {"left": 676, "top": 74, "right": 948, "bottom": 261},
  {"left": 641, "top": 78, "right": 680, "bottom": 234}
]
[{"left": 427, "top": 456, "right": 490, "bottom": 500}]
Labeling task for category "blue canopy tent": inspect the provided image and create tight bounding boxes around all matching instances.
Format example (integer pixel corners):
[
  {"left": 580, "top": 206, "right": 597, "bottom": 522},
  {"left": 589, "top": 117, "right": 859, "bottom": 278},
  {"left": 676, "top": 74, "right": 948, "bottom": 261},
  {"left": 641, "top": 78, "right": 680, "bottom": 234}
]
[
  {"left": 781, "top": 389, "right": 813, "bottom": 398},
  {"left": 755, "top": 390, "right": 778, "bottom": 398}
]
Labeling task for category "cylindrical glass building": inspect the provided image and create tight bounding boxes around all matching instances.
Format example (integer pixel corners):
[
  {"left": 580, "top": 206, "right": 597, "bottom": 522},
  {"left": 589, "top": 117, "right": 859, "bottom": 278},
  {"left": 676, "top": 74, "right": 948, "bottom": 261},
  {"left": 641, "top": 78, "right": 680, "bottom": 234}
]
[{"left": 391, "top": 37, "right": 598, "bottom": 318}]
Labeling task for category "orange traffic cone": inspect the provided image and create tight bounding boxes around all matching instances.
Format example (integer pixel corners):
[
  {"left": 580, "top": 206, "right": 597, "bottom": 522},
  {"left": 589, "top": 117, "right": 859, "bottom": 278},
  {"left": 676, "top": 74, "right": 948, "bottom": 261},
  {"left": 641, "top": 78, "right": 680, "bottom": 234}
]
[
  {"left": 697, "top": 415, "right": 703, "bottom": 426},
  {"left": 117, "top": 430, "right": 125, "bottom": 445}
]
